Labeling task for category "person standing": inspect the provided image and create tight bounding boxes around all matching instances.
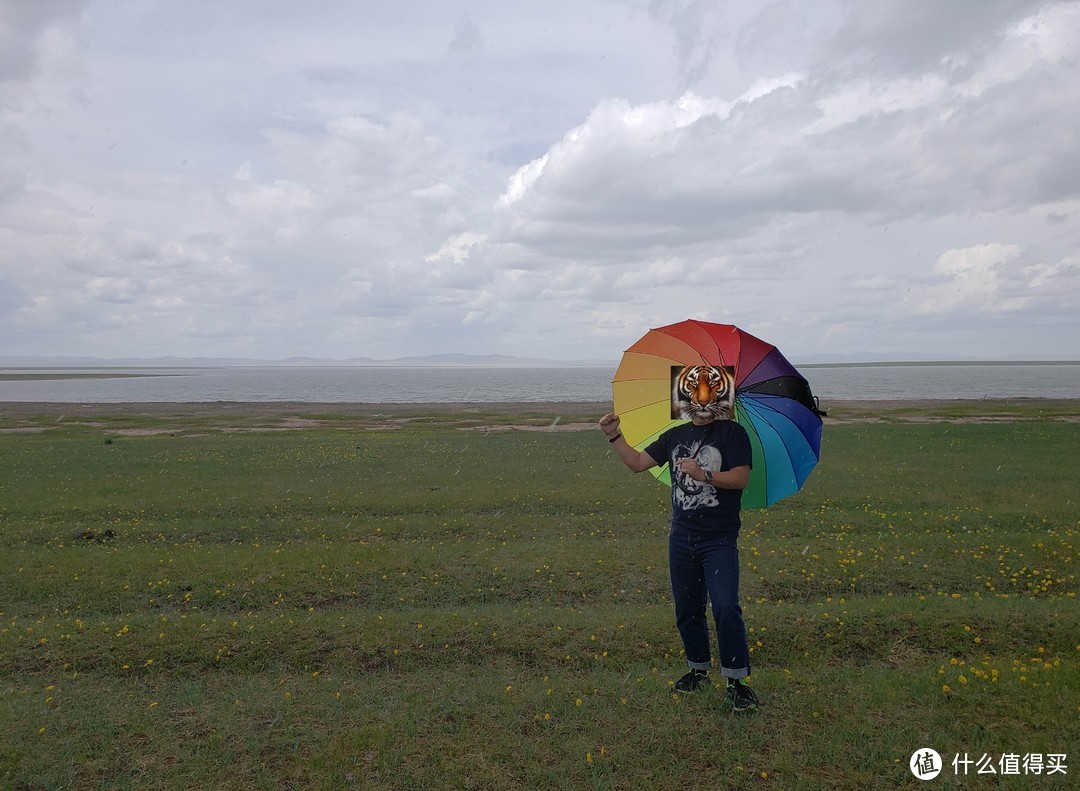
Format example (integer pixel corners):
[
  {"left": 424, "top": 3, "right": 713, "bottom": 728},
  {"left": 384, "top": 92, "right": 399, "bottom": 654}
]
[{"left": 598, "top": 408, "right": 759, "bottom": 712}]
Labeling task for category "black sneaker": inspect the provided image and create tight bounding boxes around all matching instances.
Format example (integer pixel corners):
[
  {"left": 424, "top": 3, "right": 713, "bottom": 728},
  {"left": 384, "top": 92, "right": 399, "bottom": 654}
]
[
  {"left": 725, "top": 681, "right": 759, "bottom": 712},
  {"left": 674, "top": 669, "right": 710, "bottom": 692}
]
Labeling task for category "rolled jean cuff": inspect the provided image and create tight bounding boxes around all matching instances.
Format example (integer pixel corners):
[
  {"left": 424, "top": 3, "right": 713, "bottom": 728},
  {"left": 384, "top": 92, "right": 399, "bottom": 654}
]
[
  {"left": 688, "top": 660, "right": 712, "bottom": 671},
  {"left": 720, "top": 665, "right": 749, "bottom": 679}
]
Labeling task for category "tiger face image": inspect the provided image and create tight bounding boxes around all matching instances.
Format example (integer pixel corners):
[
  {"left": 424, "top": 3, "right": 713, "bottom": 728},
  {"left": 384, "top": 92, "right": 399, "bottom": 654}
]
[{"left": 671, "top": 364, "right": 735, "bottom": 422}]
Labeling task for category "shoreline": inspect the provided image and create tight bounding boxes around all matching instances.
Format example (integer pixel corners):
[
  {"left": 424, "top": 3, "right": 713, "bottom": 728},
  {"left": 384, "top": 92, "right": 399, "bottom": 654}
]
[
  {"left": 0, "top": 400, "right": 613, "bottom": 417},
  {"left": 2, "top": 398, "right": 1079, "bottom": 428}
]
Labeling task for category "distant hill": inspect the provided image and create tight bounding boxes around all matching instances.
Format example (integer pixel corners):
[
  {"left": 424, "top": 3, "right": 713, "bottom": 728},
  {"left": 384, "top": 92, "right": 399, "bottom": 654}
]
[
  {"left": 0, "top": 354, "right": 617, "bottom": 368},
  {"left": 378, "top": 354, "right": 610, "bottom": 367},
  {"left": 4, "top": 353, "right": 1073, "bottom": 368}
]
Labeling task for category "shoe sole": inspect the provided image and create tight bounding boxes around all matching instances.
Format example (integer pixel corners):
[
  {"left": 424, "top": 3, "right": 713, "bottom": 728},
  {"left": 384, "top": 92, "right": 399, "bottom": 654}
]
[
  {"left": 725, "top": 692, "right": 759, "bottom": 712},
  {"left": 674, "top": 673, "right": 710, "bottom": 693},
  {"left": 674, "top": 683, "right": 707, "bottom": 693}
]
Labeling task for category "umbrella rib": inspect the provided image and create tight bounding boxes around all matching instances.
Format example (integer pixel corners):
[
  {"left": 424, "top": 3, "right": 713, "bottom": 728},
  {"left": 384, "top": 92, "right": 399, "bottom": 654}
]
[
  {"left": 621, "top": 399, "right": 670, "bottom": 416},
  {"left": 658, "top": 321, "right": 714, "bottom": 366},
  {"left": 740, "top": 394, "right": 818, "bottom": 503},
  {"left": 692, "top": 319, "right": 724, "bottom": 366},
  {"left": 735, "top": 395, "right": 769, "bottom": 505}
]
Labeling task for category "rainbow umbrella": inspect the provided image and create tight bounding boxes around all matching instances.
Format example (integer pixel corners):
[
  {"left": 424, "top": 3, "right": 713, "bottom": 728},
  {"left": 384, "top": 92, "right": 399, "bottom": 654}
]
[{"left": 612, "top": 319, "right": 824, "bottom": 508}]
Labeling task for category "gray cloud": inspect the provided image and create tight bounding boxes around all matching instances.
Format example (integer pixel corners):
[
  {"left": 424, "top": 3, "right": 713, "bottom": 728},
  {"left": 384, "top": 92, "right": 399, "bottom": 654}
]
[
  {"left": 827, "top": 0, "right": 1041, "bottom": 75},
  {"left": 1, "top": 0, "right": 1077, "bottom": 361},
  {"left": 648, "top": 0, "right": 725, "bottom": 90},
  {"left": 0, "top": 0, "right": 83, "bottom": 86},
  {"left": 449, "top": 16, "right": 485, "bottom": 55}
]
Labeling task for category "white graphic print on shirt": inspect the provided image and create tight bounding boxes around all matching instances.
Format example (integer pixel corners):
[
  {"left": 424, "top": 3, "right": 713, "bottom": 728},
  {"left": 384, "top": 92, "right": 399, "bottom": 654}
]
[{"left": 672, "top": 437, "right": 723, "bottom": 511}]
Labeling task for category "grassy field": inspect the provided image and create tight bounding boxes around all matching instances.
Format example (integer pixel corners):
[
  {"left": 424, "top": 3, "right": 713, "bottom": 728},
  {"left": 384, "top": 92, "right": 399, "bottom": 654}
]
[{"left": 1, "top": 400, "right": 1077, "bottom": 790}]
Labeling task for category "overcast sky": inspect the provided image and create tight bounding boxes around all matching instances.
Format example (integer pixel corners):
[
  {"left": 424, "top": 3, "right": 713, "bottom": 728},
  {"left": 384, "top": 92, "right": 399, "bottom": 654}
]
[{"left": 1, "top": 0, "right": 1078, "bottom": 362}]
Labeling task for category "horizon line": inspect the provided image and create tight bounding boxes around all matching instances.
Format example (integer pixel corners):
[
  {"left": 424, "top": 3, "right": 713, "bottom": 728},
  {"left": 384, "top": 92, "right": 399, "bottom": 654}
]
[{"left": 3, "top": 354, "right": 1080, "bottom": 368}]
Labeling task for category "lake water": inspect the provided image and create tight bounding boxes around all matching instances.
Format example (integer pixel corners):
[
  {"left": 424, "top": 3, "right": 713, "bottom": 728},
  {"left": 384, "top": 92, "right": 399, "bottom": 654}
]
[{"left": 2, "top": 363, "right": 1080, "bottom": 404}]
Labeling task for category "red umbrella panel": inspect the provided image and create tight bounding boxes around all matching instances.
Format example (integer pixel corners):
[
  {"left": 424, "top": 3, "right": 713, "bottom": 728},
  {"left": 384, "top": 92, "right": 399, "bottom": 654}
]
[{"left": 612, "top": 320, "right": 824, "bottom": 508}]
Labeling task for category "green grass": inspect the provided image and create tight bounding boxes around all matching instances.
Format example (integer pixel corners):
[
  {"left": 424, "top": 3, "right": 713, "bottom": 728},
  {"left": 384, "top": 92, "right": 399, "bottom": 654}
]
[{"left": 1, "top": 403, "right": 1077, "bottom": 789}]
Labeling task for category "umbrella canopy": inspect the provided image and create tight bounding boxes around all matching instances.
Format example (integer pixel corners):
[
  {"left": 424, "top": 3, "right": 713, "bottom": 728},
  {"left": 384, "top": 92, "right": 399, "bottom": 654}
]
[{"left": 612, "top": 319, "right": 824, "bottom": 508}]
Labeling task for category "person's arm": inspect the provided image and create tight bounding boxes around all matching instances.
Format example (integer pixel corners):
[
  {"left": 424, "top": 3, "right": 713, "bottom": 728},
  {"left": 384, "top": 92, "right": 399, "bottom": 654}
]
[
  {"left": 674, "top": 422, "right": 753, "bottom": 490},
  {"left": 609, "top": 433, "right": 659, "bottom": 473},
  {"left": 599, "top": 413, "right": 659, "bottom": 473},
  {"left": 674, "top": 458, "right": 750, "bottom": 490}
]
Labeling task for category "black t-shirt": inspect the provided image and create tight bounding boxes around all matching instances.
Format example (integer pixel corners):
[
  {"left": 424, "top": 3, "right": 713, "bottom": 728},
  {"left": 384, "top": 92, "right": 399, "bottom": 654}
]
[{"left": 644, "top": 420, "right": 753, "bottom": 535}]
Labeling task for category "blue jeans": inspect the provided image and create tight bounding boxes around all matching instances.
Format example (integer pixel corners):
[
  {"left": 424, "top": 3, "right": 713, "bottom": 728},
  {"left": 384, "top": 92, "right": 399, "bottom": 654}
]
[{"left": 668, "top": 526, "right": 750, "bottom": 679}]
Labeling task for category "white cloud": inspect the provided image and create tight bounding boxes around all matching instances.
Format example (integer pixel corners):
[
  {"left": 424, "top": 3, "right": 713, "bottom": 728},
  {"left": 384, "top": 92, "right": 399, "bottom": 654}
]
[
  {"left": 225, "top": 180, "right": 315, "bottom": 215},
  {"left": 957, "top": 2, "right": 1080, "bottom": 97},
  {"left": 412, "top": 182, "right": 455, "bottom": 200},
  {"left": 497, "top": 154, "right": 548, "bottom": 209},
  {"left": 425, "top": 232, "right": 488, "bottom": 264},
  {"left": 908, "top": 242, "right": 1079, "bottom": 324},
  {"left": 84, "top": 276, "right": 143, "bottom": 304},
  {"left": 915, "top": 243, "right": 1028, "bottom": 314},
  {"left": 850, "top": 276, "right": 898, "bottom": 292},
  {"left": 808, "top": 75, "right": 947, "bottom": 133}
]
